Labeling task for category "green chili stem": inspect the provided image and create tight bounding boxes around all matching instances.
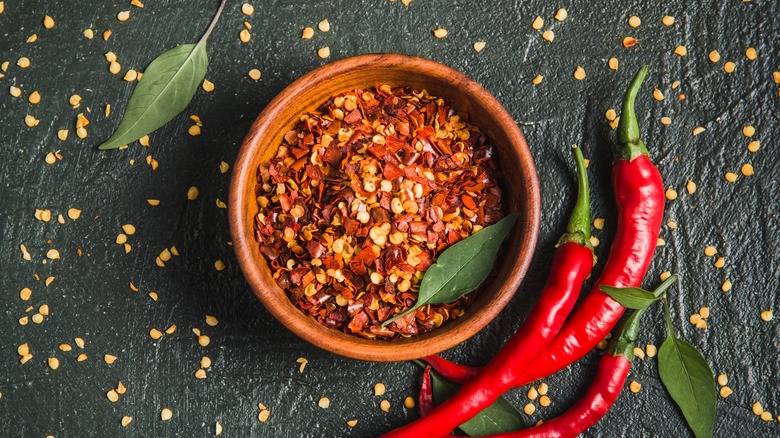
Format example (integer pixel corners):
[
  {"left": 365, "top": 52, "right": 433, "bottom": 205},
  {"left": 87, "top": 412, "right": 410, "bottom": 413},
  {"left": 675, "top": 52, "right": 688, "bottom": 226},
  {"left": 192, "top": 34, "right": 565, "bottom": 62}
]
[
  {"left": 558, "top": 145, "right": 592, "bottom": 248},
  {"left": 198, "top": 0, "right": 228, "bottom": 46},
  {"left": 652, "top": 274, "right": 678, "bottom": 298},
  {"left": 616, "top": 65, "right": 650, "bottom": 161},
  {"left": 612, "top": 307, "right": 647, "bottom": 358},
  {"left": 566, "top": 145, "right": 591, "bottom": 239}
]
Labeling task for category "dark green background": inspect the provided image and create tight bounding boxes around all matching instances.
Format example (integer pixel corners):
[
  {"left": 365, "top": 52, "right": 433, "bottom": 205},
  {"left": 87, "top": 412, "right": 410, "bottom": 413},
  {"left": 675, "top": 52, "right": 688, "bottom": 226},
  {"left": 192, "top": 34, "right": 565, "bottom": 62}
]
[{"left": 1, "top": 0, "right": 778, "bottom": 436}]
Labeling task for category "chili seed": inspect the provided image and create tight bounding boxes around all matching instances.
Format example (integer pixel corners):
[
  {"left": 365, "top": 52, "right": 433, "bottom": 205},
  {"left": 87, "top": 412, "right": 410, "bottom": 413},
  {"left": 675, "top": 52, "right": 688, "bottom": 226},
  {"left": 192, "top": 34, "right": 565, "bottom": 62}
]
[
  {"left": 121, "top": 416, "right": 133, "bottom": 427},
  {"left": 241, "top": 3, "right": 254, "bottom": 15},
  {"left": 374, "top": 382, "right": 386, "bottom": 396},
  {"left": 573, "top": 66, "right": 586, "bottom": 80},
  {"left": 296, "top": 357, "right": 308, "bottom": 373},
  {"left": 692, "top": 126, "right": 706, "bottom": 136},
  {"left": 240, "top": 29, "right": 251, "bottom": 43},
  {"left": 473, "top": 41, "right": 486, "bottom": 52},
  {"left": 747, "top": 140, "right": 760, "bottom": 152},
  {"left": 742, "top": 125, "right": 755, "bottom": 137},
  {"left": 202, "top": 79, "right": 215, "bottom": 92},
  {"left": 629, "top": 381, "right": 642, "bottom": 393},
  {"left": 542, "top": 30, "right": 554, "bottom": 42},
  {"left": 25, "top": 115, "right": 40, "bottom": 127},
  {"left": 633, "top": 347, "right": 645, "bottom": 359},
  {"left": 531, "top": 16, "right": 543, "bottom": 30},
  {"left": 714, "top": 257, "right": 725, "bottom": 268},
  {"left": 674, "top": 45, "right": 687, "bottom": 56},
  {"left": 608, "top": 57, "right": 619, "bottom": 70},
  {"left": 43, "top": 15, "right": 55, "bottom": 28},
  {"left": 105, "top": 354, "right": 118, "bottom": 364},
  {"left": 665, "top": 188, "right": 677, "bottom": 200},
  {"left": 717, "top": 373, "right": 728, "bottom": 386},
  {"left": 248, "top": 69, "right": 262, "bottom": 80},
  {"left": 10, "top": 86, "right": 22, "bottom": 98},
  {"left": 622, "top": 37, "right": 638, "bottom": 48},
  {"left": 753, "top": 402, "right": 764, "bottom": 416},
  {"left": 380, "top": 400, "right": 391, "bottom": 412},
  {"left": 318, "top": 397, "right": 330, "bottom": 409},
  {"left": 724, "top": 172, "right": 737, "bottom": 183},
  {"left": 708, "top": 50, "right": 721, "bottom": 62},
  {"left": 686, "top": 180, "right": 697, "bottom": 194},
  {"left": 555, "top": 8, "right": 568, "bottom": 21},
  {"left": 628, "top": 16, "right": 641, "bottom": 27},
  {"left": 531, "top": 75, "right": 543, "bottom": 85},
  {"left": 317, "top": 47, "right": 330, "bottom": 58},
  {"left": 745, "top": 47, "right": 757, "bottom": 60},
  {"left": 699, "top": 307, "right": 710, "bottom": 318},
  {"left": 107, "top": 389, "right": 119, "bottom": 402},
  {"left": 761, "top": 412, "right": 773, "bottom": 421},
  {"left": 29, "top": 91, "right": 41, "bottom": 104},
  {"left": 761, "top": 310, "right": 773, "bottom": 321},
  {"left": 187, "top": 186, "right": 199, "bottom": 200},
  {"left": 302, "top": 27, "right": 314, "bottom": 39},
  {"left": 161, "top": 408, "right": 173, "bottom": 421},
  {"left": 539, "top": 395, "right": 551, "bottom": 407},
  {"left": 704, "top": 246, "right": 717, "bottom": 257},
  {"left": 346, "top": 419, "right": 358, "bottom": 427},
  {"left": 646, "top": 344, "right": 657, "bottom": 357},
  {"left": 527, "top": 387, "right": 538, "bottom": 400},
  {"left": 653, "top": 88, "right": 664, "bottom": 101},
  {"left": 741, "top": 164, "right": 754, "bottom": 176},
  {"left": 195, "top": 369, "right": 207, "bottom": 379},
  {"left": 117, "top": 10, "right": 130, "bottom": 21},
  {"left": 433, "top": 28, "right": 447, "bottom": 38},
  {"left": 18, "top": 57, "right": 30, "bottom": 68},
  {"left": 150, "top": 328, "right": 163, "bottom": 340},
  {"left": 523, "top": 403, "right": 536, "bottom": 415},
  {"left": 538, "top": 383, "right": 548, "bottom": 395},
  {"left": 721, "top": 280, "right": 732, "bottom": 292},
  {"left": 662, "top": 15, "right": 675, "bottom": 26},
  {"left": 404, "top": 396, "right": 415, "bottom": 409},
  {"left": 257, "top": 409, "right": 270, "bottom": 422},
  {"left": 723, "top": 61, "right": 735, "bottom": 73},
  {"left": 318, "top": 19, "right": 330, "bottom": 32}
]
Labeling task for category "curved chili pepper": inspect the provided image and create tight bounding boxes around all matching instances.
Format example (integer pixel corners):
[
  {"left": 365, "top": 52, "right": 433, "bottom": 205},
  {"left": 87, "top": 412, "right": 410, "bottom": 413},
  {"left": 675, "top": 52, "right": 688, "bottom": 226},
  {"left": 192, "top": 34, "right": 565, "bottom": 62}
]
[
  {"left": 485, "top": 307, "right": 647, "bottom": 438},
  {"left": 382, "top": 145, "right": 595, "bottom": 438},
  {"left": 418, "top": 366, "right": 437, "bottom": 417},
  {"left": 383, "top": 66, "right": 663, "bottom": 438}
]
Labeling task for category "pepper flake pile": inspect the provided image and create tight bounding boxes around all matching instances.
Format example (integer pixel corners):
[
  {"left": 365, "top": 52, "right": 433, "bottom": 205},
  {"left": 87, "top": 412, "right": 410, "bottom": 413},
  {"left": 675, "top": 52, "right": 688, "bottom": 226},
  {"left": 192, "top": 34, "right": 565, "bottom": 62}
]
[{"left": 254, "top": 86, "right": 504, "bottom": 339}]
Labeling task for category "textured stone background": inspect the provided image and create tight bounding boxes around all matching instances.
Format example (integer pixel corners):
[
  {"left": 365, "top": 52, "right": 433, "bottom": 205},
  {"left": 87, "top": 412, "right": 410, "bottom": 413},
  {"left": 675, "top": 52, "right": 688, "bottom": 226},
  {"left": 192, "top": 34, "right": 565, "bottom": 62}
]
[{"left": 1, "top": 0, "right": 778, "bottom": 436}]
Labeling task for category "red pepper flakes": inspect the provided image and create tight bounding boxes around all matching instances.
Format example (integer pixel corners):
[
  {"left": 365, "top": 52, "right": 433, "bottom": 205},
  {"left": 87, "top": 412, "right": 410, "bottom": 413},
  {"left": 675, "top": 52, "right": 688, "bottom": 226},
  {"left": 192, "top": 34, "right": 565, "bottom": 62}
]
[{"left": 254, "top": 86, "right": 504, "bottom": 339}]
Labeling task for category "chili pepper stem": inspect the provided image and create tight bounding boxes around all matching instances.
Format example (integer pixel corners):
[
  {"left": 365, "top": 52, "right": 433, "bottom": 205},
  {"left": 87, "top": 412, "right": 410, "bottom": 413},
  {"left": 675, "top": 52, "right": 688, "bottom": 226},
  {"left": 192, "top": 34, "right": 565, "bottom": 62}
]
[
  {"left": 558, "top": 145, "right": 593, "bottom": 248},
  {"left": 616, "top": 65, "right": 650, "bottom": 161}
]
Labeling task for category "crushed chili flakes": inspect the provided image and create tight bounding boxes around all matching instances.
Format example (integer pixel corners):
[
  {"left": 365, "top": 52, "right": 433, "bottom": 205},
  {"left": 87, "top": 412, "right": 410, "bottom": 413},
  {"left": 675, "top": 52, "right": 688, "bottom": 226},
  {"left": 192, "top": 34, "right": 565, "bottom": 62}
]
[{"left": 254, "top": 86, "right": 504, "bottom": 339}]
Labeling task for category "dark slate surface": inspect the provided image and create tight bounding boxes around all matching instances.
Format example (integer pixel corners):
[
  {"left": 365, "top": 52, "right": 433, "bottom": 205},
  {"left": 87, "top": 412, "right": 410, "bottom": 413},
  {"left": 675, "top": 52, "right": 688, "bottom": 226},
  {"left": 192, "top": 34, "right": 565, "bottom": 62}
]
[{"left": 1, "top": 0, "right": 778, "bottom": 436}]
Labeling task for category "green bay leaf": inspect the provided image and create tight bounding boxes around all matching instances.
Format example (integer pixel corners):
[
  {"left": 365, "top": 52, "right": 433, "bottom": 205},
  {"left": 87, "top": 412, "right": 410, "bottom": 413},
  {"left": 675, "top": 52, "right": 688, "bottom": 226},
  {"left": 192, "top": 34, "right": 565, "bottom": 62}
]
[
  {"left": 429, "top": 368, "right": 525, "bottom": 435},
  {"left": 98, "top": 43, "right": 208, "bottom": 149},
  {"left": 658, "top": 335, "right": 717, "bottom": 438},
  {"left": 383, "top": 213, "right": 518, "bottom": 326},
  {"left": 599, "top": 285, "right": 660, "bottom": 310}
]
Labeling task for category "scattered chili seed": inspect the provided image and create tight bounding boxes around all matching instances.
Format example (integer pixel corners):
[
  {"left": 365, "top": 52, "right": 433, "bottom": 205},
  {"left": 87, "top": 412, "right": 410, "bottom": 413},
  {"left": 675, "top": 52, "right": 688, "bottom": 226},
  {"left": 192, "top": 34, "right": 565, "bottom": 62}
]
[
  {"left": 539, "top": 395, "right": 551, "bottom": 407},
  {"left": 665, "top": 188, "right": 677, "bottom": 200},
  {"left": 105, "top": 354, "right": 117, "bottom": 364},
  {"left": 724, "top": 172, "right": 737, "bottom": 183},
  {"left": 380, "top": 400, "right": 391, "bottom": 412},
  {"left": 653, "top": 88, "right": 664, "bottom": 101},
  {"left": 347, "top": 419, "right": 359, "bottom": 427},
  {"left": 633, "top": 347, "right": 645, "bottom": 359},
  {"left": 117, "top": 10, "right": 130, "bottom": 21},
  {"left": 714, "top": 257, "right": 725, "bottom": 268},
  {"left": 107, "top": 389, "right": 119, "bottom": 402},
  {"left": 241, "top": 3, "right": 254, "bottom": 15},
  {"left": 628, "top": 16, "right": 641, "bottom": 27},
  {"left": 296, "top": 357, "right": 308, "bottom": 373},
  {"left": 187, "top": 186, "right": 199, "bottom": 200},
  {"left": 704, "top": 246, "right": 717, "bottom": 257},
  {"left": 608, "top": 57, "right": 619, "bottom": 70},
  {"left": 605, "top": 109, "right": 617, "bottom": 121},
  {"left": 188, "top": 125, "right": 201, "bottom": 136},
  {"left": 532, "top": 75, "right": 543, "bottom": 85},
  {"left": 317, "top": 47, "right": 330, "bottom": 58},
  {"left": 240, "top": 29, "right": 251, "bottom": 43},
  {"left": 541, "top": 30, "right": 554, "bottom": 42},
  {"left": 531, "top": 16, "right": 543, "bottom": 30},
  {"left": 629, "top": 381, "right": 642, "bottom": 393},
  {"left": 753, "top": 402, "right": 764, "bottom": 416},
  {"left": 302, "top": 27, "right": 314, "bottom": 39},
  {"left": 43, "top": 15, "right": 55, "bottom": 28},
  {"left": 747, "top": 140, "right": 760, "bottom": 152},
  {"left": 46, "top": 249, "right": 60, "bottom": 259},
  {"left": 10, "top": 86, "right": 22, "bottom": 98},
  {"left": 721, "top": 279, "right": 732, "bottom": 292},
  {"left": 674, "top": 46, "right": 687, "bottom": 56},
  {"left": 645, "top": 344, "right": 657, "bottom": 357},
  {"left": 761, "top": 412, "right": 773, "bottom": 421},
  {"left": 745, "top": 47, "right": 757, "bottom": 60},
  {"left": 723, "top": 61, "right": 735, "bottom": 73},
  {"left": 662, "top": 15, "right": 675, "bottom": 26},
  {"left": 660, "top": 116, "right": 671, "bottom": 125},
  {"left": 150, "top": 328, "right": 163, "bottom": 340},
  {"left": 622, "top": 37, "right": 638, "bottom": 48},
  {"left": 686, "top": 180, "right": 697, "bottom": 194},
  {"left": 761, "top": 310, "right": 773, "bottom": 321},
  {"left": 708, "top": 50, "right": 721, "bottom": 62},
  {"left": 214, "top": 260, "right": 226, "bottom": 271},
  {"left": 741, "top": 164, "right": 754, "bottom": 176},
  {"left": 248, "top": 69, "right": 262, "bottom": 80},
  {"left": 202, "top": 79, "right": 215, "bottom": 92},
  {"left": 574, "top": 66, "right": 586, "bottom": 80},
  {"left": 404, "top": 396, "right": 415, "bottom": 409},
  {"left": 165, "top": 324, "right": 177, "bottom": 334},
  {"left": 198, "top": 335, "right": 210, "bottom": 346},
  {"left": 195, "top": 369, "right": 207, "bottom": 379},
  {"left": 161, "top": 408, "right": 173, "bottom": 421},
  {"left": 527, "top": 387, "right": 538, "bottom": 400},
  {"left": 318, "top": 397, "right": 330, "bottom": 409},
  {"left": 25, "top": 115, "right": 40, "bottom": 127},
  {"left": 39, "top": 304, "right": 49, "bottom": 315},
  {"left": 555, "top": 8, "right": 568, "bottom": 21},
  {"left": 206, "top": 315, "right": 219, "bottom": 326},
  {"left": 433, "top": 28, "right": 447, "bottom": 38},
  {"left": 28, "top": 91, "right": 41, "bottom": 104},
  {"left": 538, "top": 383, "right": 548, "bottom": 395},
  {"left": 742, "top": 125, "right": 755, "bottom": 137},
  {"left": 692, "top": 126, "right": 706, "bottom": 136},
  {"left": 318, "top": 19, "right": 330, "bottom": 32},
  {"left": 523, "top": 403, "right": 536, "bottom": 415},
  {"left": 472, "top": 41, "right": 486, "bottom": 52}
]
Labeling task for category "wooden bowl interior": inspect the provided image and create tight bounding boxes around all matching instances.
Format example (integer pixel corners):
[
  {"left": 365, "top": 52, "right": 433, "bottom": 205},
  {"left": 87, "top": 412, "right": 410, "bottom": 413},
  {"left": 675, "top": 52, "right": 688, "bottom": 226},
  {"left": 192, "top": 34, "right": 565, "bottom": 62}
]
[{"left": 230, "top": 55, "right": 539, "bottom": 361}]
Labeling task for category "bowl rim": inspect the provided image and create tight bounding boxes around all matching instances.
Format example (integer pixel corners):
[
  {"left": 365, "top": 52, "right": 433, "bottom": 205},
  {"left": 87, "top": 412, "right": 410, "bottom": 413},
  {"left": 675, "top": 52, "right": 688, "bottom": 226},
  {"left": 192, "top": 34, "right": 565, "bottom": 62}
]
[{"left": 228, "top": 53, "right": 540, "bottom": 361}]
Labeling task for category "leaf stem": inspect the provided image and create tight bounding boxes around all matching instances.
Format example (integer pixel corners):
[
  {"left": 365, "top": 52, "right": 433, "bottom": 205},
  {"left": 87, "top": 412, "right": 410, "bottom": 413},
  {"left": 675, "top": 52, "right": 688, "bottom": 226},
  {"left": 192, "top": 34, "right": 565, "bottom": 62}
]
[
  {"left": 653, "top": 274, "right": 678, "bottom": 298},
  {"left": 198, "top": 0, "right": 228, "bottom": 46},
  {"left": 663, "top": 296, "right": 676, "bottom": 339}
]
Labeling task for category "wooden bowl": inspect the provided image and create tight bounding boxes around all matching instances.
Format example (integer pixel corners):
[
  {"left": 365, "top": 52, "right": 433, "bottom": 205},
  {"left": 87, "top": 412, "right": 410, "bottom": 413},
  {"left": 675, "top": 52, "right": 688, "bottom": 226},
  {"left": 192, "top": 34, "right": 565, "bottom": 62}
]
[{"left": 229, "top": 54, "right": 540, "bottom": 362}]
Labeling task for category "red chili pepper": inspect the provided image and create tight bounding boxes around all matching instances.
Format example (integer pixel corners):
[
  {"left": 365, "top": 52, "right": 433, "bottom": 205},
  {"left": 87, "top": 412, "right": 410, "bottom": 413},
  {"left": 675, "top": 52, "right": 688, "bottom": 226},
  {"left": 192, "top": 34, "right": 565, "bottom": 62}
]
[
  {"left": 382, "top": 145, "right": 594, "bottom": 438},
  {"left": 418, "top": 366, "right": 437, "bottom": 417},
  {"left": 485, "top": 307, "right": 647, "bottom": 438},
  {"left": 383, "top": 66, "right": 663, "bottom": 438}
]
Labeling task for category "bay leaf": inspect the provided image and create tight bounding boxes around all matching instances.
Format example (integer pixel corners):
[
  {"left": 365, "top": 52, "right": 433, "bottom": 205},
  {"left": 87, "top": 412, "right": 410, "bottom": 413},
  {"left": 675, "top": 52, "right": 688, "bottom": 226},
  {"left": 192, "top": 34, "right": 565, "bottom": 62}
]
[
  {"left": 600, "top": 274, "right": 678, "bottom": 309},
  {"left": 383, "top": 213, "right": 518, "bottom": 327}
]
